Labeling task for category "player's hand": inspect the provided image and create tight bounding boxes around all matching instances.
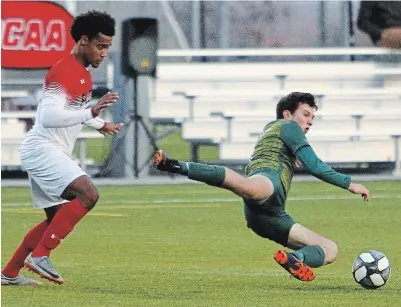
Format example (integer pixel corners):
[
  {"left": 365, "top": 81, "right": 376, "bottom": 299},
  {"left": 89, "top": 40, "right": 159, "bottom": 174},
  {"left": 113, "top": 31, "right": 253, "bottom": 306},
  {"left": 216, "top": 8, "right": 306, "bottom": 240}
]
[
  {"left": 98, "top": 123, "right": 124, "bottom": 136},
  {"left": 91, "top": 92, "right": 119, "bottom": 117},
  {"left": 295, "top": 160, "right": 302, "bottom": 168},
  {"left": 348, "top": 183, "right": 370, "bottom": 201}
]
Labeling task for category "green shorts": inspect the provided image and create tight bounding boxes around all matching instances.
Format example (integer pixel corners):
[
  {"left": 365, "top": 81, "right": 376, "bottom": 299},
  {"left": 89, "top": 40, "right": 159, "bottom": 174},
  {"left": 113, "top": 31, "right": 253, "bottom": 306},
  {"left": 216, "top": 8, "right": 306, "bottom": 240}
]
[{"left": 243, "top": 168, "right": 295, "bottom": 246}]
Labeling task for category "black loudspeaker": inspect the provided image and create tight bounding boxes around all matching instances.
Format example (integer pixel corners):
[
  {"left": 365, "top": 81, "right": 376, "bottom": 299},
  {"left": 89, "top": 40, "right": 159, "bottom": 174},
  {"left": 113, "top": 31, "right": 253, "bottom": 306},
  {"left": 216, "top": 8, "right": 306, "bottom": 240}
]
[{"left": 122, "top": 18, "right": 158, "bottom": 78}]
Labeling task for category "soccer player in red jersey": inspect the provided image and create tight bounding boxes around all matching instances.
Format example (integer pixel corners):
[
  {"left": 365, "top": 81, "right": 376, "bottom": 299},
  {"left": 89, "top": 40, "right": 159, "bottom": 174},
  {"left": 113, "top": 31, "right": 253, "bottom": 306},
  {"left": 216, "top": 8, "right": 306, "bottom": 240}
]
[{"left": 2, "top": 11, "right": 121, "bottom": 285}]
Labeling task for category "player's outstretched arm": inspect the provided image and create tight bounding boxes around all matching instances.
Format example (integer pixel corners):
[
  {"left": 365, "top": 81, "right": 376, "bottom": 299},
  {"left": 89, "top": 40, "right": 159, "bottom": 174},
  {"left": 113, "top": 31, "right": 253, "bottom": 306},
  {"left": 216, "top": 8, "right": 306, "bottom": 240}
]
[
  {"left": 280, "top": 121, "right": 370, "bottom": 201},
  {"left": 40, "top": 92, "right": 119, "bottom": 128},
  {"left": 296, "top": 145, "right": 350, "bottom": 188},
  {"left": 296, "top": 145, "right": 369, "bottom": 201}
]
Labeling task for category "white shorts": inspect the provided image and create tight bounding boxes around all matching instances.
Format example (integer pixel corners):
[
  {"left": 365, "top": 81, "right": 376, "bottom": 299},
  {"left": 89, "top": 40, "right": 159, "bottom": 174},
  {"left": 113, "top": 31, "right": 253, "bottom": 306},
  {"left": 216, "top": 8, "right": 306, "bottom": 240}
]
[{"left": 20, "top": 145, "right": 86, "bottom": 209}]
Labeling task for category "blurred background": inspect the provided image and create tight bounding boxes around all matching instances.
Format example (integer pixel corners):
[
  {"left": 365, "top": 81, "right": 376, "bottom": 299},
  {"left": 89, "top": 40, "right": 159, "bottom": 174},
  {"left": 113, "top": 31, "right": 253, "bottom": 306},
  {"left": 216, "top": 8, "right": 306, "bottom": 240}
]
[
  {"left": 52, "top": 1, "right": 374, "bottom": 50},
  {"left": 2, "top": 0, "right": 401, "bottom": 181}
]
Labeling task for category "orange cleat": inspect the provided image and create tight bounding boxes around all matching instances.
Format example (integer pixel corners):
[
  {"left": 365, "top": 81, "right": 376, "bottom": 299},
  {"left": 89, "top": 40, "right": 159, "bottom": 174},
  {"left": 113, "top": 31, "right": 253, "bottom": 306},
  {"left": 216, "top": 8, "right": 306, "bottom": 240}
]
[
  {"left": 153, "top": 150, "right": 164, "bottom": 168},
  {"left": 274, "top": 249, "right": 315, "bottom": 282},
  {"left": 153, "top": 150, "right": 181, "bottom": 173}
]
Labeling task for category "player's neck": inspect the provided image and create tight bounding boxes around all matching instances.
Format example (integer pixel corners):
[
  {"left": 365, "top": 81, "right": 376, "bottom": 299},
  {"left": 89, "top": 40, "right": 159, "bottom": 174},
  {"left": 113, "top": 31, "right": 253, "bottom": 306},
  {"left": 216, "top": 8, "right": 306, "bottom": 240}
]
[{"left": 71, "top": 46, "right": 90, "bottom": 68}]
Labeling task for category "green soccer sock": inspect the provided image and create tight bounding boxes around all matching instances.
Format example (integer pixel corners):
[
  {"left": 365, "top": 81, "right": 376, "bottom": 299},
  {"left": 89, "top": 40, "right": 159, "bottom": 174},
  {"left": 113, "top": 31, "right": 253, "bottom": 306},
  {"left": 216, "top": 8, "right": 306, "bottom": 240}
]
[
  {"left": 291, "top": 245, "right": 325, "bottom": 268},
  {"left": 177, "top": 162, "right": 226, "bottom": 187},
  {"left": 177, "top": 161, "right": 189, "bottom": 175}
]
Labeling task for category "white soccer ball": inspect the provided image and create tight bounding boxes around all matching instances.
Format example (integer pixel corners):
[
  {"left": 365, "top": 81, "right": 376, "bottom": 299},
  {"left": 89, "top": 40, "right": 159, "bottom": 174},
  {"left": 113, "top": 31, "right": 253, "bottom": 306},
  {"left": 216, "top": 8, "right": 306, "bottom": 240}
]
[{"left": 352, "top": 250, "right": 391, "bottom": 289}]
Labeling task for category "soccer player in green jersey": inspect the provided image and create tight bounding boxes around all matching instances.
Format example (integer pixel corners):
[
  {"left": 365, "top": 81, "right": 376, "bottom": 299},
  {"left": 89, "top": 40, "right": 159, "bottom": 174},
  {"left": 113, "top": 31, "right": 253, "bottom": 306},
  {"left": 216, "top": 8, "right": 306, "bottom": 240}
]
[{"left": 153, "top": 92, "right": 370, "bottom": 282}]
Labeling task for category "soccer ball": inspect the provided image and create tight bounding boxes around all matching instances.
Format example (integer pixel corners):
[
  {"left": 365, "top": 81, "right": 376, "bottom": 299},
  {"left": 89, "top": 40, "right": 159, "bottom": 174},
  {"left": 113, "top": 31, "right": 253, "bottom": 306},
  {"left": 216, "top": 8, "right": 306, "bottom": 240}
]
[{"left": 352, "top": 250, "right": 391, "bottom": 289}]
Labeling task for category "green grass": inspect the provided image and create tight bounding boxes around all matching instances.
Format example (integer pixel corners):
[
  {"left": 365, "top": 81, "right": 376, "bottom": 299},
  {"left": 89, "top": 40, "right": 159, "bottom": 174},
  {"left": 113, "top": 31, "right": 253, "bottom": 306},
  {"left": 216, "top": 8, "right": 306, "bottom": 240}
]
[{"left": 2, "top": 181, "right": 401, "bottom": 306}]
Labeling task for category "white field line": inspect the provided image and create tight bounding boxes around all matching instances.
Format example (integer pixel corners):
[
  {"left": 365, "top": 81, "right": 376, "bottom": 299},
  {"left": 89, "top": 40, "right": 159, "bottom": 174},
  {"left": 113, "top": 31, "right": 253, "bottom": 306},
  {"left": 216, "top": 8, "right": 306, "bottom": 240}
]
[
  {"left": 0, "top": 209, "right": 123, "bottom": 217},
  {"left": 2, "top": 193, "right": 401, "bottom": 208}
]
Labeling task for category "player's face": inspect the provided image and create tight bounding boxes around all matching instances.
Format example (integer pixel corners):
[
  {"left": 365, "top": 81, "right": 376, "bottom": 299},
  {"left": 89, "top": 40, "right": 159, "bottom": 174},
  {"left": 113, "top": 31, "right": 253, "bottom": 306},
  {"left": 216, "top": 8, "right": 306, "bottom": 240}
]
[
  {"left": 288, "top": 103, "right": 315, "bottom": 134},
  {"left": 84, "top": 33, "right": 113, "bottom": 68}
]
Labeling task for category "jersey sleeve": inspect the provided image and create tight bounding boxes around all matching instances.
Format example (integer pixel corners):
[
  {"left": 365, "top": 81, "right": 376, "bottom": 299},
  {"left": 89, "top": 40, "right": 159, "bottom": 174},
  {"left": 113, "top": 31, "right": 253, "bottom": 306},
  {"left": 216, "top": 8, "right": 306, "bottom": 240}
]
[
  {"left": 280, "top": 121, "right": 309, "bottom": 154},
  {"left": 39, "top": 69, "right": 93, "bottom": 128},
  {"left": 296, "top": 146, "right": 351, "bottom": 189},
  {"left": 40, "top": 97, "right": 93, "bottom": 128},
  {"left": 84, "top": 117, "right": 105, "bottom": 130}
]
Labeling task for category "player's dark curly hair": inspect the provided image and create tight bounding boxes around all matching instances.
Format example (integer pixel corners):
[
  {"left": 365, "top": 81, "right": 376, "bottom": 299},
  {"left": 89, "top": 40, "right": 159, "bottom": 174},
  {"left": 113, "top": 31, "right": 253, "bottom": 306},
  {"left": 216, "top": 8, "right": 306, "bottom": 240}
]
[
  {"left": 70, "top": 10, "right": 115, "bottom": 42},
  {"left": 276, "top": 92, "right": 318, "bottom": 119}
]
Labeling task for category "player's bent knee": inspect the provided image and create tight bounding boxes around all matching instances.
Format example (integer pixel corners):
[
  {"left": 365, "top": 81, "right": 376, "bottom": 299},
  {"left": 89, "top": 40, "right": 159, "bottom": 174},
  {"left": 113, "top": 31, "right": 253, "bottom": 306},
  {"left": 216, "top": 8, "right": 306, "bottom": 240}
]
[
  {"left": 66, "top": 175, "right": 100, "bottom": 210},
  {"left": 323, "top": 240, "right": 338, "bottom": 264},
  {"left": 89, "top": 191, "right": 100, "bottom": 206},
  {"left": 78, "top": 187, "right": 99, "bottom": 210},
  {"left": 85, "top": 190, "right": 99, "bottom": 210}
]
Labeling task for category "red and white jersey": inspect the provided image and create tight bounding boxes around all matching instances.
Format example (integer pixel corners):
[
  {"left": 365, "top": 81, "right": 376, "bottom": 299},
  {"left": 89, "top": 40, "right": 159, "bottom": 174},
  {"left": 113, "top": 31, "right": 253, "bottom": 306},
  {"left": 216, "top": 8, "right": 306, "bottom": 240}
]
[{"left": 22, "top": 54, "right": 93, "bottom": 155}]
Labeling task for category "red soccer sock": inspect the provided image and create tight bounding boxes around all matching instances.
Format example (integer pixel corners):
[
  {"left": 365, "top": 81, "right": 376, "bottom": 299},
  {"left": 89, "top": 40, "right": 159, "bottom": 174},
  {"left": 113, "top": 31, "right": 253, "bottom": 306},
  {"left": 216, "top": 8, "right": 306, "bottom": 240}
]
[
  {"left": 31, "top": 199, "right": 89, "bottom": 258},
  {"left": 2, "top": 220, "right": 48, "bottom": 278}
]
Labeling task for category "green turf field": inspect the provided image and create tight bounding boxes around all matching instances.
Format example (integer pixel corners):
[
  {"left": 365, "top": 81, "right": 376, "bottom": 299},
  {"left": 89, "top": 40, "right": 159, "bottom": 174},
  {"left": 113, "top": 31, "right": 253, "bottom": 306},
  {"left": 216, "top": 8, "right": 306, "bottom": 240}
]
[{"left": 1, "top": 181, "right": 400, "bottom": 307}]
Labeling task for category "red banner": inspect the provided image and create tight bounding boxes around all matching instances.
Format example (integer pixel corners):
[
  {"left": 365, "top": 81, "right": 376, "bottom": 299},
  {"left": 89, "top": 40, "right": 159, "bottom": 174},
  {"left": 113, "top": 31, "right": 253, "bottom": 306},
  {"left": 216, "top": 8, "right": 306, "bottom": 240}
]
[{"left": 1, "top": 1, "right": 75, "bottom": 69}]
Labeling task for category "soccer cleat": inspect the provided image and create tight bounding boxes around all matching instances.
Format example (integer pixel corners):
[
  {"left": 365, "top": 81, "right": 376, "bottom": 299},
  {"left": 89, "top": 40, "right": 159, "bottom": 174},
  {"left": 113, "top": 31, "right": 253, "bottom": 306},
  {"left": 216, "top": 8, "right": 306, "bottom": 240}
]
[
  {"left": 153, "top": 150, "right": 181, "bottom": 173},
  {"left": 1, "top": 273, "right": 41, "bottom": 285},
  {"left": 274, "top": 249, "right": 315, "bottom": 282},
  {"left": 24, "top": 254, "right": 64, "bottom": 284}
]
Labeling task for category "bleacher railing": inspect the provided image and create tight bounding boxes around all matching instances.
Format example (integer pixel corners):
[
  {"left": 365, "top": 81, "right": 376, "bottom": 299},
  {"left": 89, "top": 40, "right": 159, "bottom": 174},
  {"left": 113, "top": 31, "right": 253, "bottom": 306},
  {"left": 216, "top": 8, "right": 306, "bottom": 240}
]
[{"left": 157, "top": 47, "right": 401, "bottom": 58}]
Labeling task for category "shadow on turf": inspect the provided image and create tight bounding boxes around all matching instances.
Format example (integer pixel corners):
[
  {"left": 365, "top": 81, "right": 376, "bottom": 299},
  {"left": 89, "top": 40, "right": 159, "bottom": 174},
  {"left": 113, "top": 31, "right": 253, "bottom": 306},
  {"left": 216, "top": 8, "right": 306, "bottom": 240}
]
[
  {"left": 283, "top": 284, "right": 400, "bottom": 293},
  {"left": 82, "top": 283, "right": 400, "bottom": 296}
]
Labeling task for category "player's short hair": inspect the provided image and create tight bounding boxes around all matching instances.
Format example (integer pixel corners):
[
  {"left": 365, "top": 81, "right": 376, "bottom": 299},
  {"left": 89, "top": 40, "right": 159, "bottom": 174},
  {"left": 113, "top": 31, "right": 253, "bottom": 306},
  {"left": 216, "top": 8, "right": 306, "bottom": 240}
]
[
  {"left": 276, "top": 92, "right": 318, "bottom": 119},
  {"left": 70, "top": 10, "right": 116, "bottom": 42}
]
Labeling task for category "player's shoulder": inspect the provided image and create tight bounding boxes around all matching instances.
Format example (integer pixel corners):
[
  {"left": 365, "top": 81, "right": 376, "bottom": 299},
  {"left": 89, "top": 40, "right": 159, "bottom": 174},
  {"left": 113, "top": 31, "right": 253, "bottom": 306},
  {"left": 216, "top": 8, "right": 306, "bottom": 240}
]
[
  {"left": 278, "top": 119, "right": 296, "bottom": 126},
  {"left": 269, "top": 119, "right": 298, "bottom": 130},
  {"left": 278, "top": 120, "right": 304, "bottom": 138},
  {"left": 279, "top": 119, "right": 302, "bottom": 130},
  {"left": 45, "top": 54, "right": 82, "bottom": 85},
  {"left": 48, "top": 54, "right": 76, "bottom": 73}
]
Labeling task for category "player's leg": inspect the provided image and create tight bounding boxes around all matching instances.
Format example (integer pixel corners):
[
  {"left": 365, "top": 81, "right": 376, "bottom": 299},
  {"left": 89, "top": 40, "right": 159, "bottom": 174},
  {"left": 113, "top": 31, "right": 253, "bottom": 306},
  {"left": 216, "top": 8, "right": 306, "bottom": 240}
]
[
  {"left": 44, "top": 204, "right": 63, "bottom": 222},
  {"left": 1, "top": 206, "right": 63, "bottom": 286},
  {"left": 245, "top": 204, "right": 316, "bottom": 281},
  {"left": 286, "top": 223, "right": 338, "bottom": 266},
  {"left": 26, "top": 175, "right": 98, "bottom": 284},
  {"left": 154, "top": 150, "right": 274, "bottom": 202},
  {"left": 1, "top": 179, "right": 63, "bottom": 286},
  {"left": 274, "top": 223, "right": 338, "bottom": 282},
  {"left": 21, "top": 147, "right": 97, "bottom": 284},
  {"left": 243, "top": 174, "right": 318, "bottom": 282},
  {"left": 1, "top": 218, "right": 48, "bottom": 285}
]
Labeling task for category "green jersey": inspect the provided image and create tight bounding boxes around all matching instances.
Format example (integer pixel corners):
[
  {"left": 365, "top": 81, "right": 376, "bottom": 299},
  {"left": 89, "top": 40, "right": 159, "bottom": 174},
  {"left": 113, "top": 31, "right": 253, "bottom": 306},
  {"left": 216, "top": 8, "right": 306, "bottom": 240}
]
[{"left": 245, "top": 120, "right": 308, "bottom": 195}]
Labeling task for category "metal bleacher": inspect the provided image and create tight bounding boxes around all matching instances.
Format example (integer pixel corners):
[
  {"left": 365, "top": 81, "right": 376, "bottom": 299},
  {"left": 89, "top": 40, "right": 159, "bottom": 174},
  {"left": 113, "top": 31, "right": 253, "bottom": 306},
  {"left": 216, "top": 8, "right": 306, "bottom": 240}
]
[
  {"left": 2, "top": 48, "right": 401, "bottom": 175},
  {"left": 152, "top": 48, "right": 401, "bottom": 174},
  {"left": 1, "top": 119, "right": 27, "bottom": 167}
]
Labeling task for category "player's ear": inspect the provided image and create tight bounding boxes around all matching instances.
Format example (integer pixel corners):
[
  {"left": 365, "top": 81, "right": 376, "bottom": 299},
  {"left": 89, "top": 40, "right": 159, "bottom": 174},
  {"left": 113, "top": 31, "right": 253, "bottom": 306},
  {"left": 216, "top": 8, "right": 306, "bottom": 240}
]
[
  {"left": 282, "top": 110, "right": 291, "bottom": 119},
  {"left": 80, "top": 35, "right": 89, "bottom": 46}
]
